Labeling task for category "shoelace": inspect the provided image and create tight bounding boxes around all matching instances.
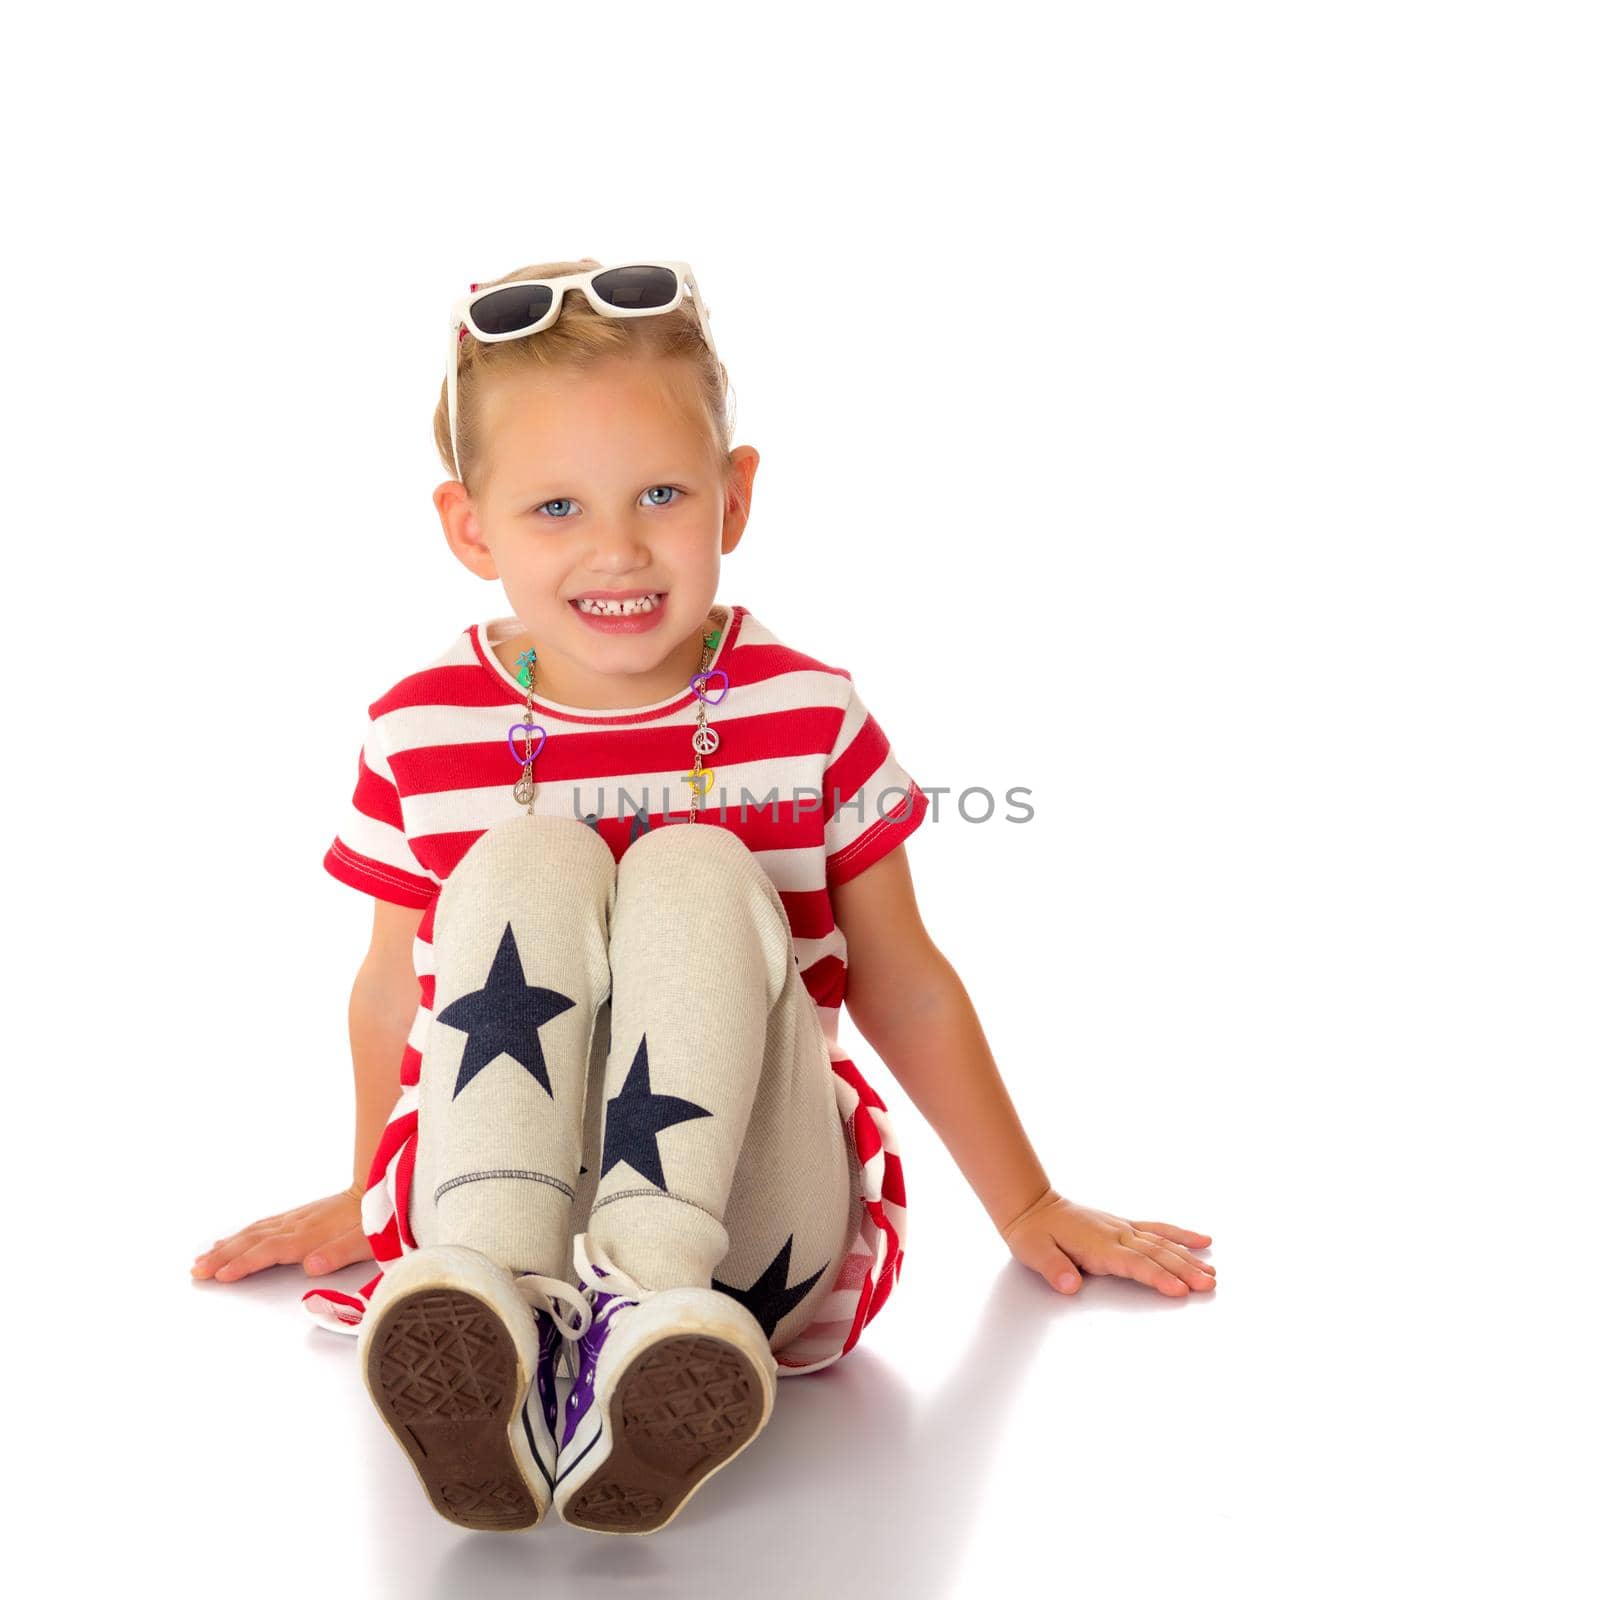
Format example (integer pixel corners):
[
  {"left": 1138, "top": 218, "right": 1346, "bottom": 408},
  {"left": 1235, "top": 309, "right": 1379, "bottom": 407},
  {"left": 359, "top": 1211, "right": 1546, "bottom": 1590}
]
[
  {"left": 511, "top": 1269, "right": 594, "bottom": 1342},
  {"left": 571, "top": 1231, "right": 652, "bottom": 1326}
]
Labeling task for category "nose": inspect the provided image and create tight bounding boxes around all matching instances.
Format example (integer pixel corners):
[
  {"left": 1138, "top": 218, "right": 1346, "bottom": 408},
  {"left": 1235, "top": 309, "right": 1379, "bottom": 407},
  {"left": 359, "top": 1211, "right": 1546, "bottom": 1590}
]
[{"left": 583, "top": 519, "right": 652, "bottom": 573}]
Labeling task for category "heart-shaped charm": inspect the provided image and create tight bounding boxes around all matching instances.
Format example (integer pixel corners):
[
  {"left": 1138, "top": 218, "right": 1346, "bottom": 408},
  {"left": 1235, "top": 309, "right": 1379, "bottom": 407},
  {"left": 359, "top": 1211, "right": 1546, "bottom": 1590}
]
[
  {"left": 507, "top": 722, "right": 547, "bottom": 765},
  {"left": 683, "top": 767, "right": 715, "bottom": 797},
  {"left": 690, "top": 668, "right": 729, "bottom": 706}
]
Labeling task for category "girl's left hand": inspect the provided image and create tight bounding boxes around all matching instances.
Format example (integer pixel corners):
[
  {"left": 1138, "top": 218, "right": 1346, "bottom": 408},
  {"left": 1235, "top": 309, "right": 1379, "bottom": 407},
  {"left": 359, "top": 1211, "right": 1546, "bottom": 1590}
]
[{"left": 1000, "top": 1189, "right": 1216, "bottom": 1297}]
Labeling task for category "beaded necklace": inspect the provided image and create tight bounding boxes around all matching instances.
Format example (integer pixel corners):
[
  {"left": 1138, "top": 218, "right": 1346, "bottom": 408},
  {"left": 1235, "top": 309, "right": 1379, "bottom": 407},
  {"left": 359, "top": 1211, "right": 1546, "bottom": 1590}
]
[{"left": 505, "top": 605, "right": 731, "bottom": 823}]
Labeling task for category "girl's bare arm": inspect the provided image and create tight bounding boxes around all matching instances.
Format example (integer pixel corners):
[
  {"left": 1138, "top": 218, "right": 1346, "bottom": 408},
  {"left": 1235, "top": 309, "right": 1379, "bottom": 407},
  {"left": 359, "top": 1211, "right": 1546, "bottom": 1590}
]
[
  {"left": 190, "top": 898, "right": 424, "bottom": 1283},
  {"left": 832, "top": 846, "right": 1052, "bottom": 1232},
  {"left": 834, "top": 847, "right": 1215, "bottom": 1297},
  {"left": 348, "top": 898, "right": 427, "bottom": 1191}
]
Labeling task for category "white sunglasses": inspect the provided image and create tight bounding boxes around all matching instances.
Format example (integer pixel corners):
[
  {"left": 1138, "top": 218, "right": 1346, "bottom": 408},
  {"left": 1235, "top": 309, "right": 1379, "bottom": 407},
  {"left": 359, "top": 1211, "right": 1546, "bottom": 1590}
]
[{"left": 445, "top": 259, "right": 719, "bottom": 484}]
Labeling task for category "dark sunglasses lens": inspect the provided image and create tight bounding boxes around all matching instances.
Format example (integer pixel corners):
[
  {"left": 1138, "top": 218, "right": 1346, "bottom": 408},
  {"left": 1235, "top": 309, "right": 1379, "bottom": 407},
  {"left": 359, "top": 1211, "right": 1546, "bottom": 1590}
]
[
  {"left": 471, "top": 284, "right": 554, "bottom": 335},
  {"left": 590, "top": 265, "right": 678, "bottom": 310}
]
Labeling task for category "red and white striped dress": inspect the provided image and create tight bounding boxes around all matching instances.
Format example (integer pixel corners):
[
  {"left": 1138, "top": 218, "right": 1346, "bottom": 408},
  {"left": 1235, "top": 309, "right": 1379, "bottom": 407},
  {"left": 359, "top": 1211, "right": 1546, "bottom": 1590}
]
[{"left": 302, "top": 603, "right": 928, "bottom": 1374}]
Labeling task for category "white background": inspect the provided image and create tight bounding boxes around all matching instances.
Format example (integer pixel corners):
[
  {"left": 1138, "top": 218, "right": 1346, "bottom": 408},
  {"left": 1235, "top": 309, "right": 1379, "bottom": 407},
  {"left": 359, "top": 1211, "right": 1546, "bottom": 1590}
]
[{"left": 7, "top": 4, "right": 1595, "bottom": 1595}]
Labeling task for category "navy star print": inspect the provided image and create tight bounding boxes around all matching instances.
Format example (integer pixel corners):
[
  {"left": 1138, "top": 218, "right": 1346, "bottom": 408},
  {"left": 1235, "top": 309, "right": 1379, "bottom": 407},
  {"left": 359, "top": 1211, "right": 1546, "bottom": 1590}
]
[
  {"left": 434, "top": 922, "right": 576, "bottom": 1101},
  {"left": 713, "top": 1236, "right": 827, "bottom": 1339},
  {"left": 600, "top": 1034, "right": 712, "bottom": 1189}
]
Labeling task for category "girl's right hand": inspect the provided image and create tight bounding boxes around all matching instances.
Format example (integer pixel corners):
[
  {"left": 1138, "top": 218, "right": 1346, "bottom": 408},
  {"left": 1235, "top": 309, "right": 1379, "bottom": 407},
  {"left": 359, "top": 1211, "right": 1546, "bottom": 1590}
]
[{"left": 190, "top": 1186, "right": 372, "bottom": 1282}]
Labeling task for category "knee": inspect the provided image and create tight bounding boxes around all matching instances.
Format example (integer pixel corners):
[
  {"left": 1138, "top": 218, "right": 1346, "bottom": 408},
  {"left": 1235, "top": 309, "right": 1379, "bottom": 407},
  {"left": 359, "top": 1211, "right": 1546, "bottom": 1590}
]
[
  {"left": 443, "top": 812, "right": 617, "bottom": 901},
  {"left": 617, "top": 823, "right": 791, "bottom": 962},
  {"left": 620, "top": 817, "right": 757, "bottom": 875}
]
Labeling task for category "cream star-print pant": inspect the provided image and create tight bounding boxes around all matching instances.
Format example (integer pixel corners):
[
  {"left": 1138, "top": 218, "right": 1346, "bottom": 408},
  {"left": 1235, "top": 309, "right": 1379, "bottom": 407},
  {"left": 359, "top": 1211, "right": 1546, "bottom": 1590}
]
[{"left": 410, "top": 812, "right": 855, "bottom": 1353}]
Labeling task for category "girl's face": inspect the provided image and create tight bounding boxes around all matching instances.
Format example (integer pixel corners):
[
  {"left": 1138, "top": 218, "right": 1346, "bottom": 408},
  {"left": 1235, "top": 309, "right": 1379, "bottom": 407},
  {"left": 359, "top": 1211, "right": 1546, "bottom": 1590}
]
[{"left": 435, "top": 355, "right": 758, "bottom": 707}]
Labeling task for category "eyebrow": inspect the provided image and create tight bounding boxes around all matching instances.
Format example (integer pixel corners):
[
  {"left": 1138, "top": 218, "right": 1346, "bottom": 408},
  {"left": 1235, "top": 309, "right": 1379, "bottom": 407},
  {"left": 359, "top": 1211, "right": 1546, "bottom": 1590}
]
[{"left": 510, "top": 469, "right": 700, "bottom": 497}]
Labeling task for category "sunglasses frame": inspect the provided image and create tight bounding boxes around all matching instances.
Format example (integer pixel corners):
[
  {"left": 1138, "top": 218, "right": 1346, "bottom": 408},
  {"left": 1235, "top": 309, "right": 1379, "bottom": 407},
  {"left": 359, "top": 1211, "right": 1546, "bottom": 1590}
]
[{"left": 445, "top": 259, "right": 719, "bottom": 485}]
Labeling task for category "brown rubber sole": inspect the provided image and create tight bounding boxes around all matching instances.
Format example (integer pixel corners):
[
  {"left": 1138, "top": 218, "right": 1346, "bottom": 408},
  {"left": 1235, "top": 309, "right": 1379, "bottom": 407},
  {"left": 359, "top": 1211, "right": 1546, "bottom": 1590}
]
[
  {"left": 365, "top": 1285, "right": 547, "bottom": 1532},
  {"left": 561, "top": 1332, "right": 767, "bottom": 1534}
]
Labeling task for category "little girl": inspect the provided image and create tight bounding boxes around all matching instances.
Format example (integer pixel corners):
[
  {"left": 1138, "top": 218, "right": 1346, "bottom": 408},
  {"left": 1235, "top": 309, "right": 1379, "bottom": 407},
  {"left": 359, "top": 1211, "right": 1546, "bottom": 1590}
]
[{"left": 191, "top": 257, "right": 1216, "bottom": 1536}]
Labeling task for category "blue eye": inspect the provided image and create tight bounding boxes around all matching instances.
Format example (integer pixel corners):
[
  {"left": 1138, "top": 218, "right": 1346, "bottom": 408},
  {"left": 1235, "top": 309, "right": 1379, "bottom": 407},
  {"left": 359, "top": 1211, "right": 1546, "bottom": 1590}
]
[{"left": 531, "top": 487, "right": 682, "bottom": 519}]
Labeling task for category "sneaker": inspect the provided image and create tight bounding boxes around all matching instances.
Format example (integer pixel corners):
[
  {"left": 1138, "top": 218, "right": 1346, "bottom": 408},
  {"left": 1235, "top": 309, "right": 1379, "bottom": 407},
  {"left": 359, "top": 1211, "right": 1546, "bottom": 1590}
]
[
  {"left": 358, "top": 1243, "right": 591, "bottom": 1532},
  {"left": 553, "top": 1232, "right": 778, "bottom": 1535}
]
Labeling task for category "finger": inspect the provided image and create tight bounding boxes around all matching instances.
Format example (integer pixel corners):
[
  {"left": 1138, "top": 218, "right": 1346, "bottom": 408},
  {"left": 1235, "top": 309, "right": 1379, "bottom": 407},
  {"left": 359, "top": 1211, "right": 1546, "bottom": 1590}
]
[
  {"left": 1141, "top": 1241, "right": 1216, "bottom": 1292},
  {"left": 191, "top": 1231, "right": 264, "bottom": 1277},
  {"left": 1130, "top": 1220, "right": 1212, "bottom": 1248},
  {"left": 1012, "top": 1232, "right": 1083, "bottom": 1294},
  {"left": 305, "top": 1226, "right": 372, "bottom": 1275},
  {"left": 193, "top": 1220, "right": 273, "bottom": 1261},
  {"left": 1108, "top": 1246, "right": 1190, "bottom": 1296},
  {"left": 1132, "top": 1231, "right": 1217, "bottom": 1282},
  {"left": 212, "top": 1234, "right": 305, "bottom": 1282},
  {"left": 191, "top": 1230, "right": 269, "bottom": 1275}
]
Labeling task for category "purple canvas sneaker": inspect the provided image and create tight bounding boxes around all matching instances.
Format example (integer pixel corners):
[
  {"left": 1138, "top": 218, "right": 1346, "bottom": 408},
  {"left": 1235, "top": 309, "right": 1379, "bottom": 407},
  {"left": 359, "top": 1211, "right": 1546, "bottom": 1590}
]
[
  {"left": 553, "top": 1232, "right": 778, "bottom": 1535},
  {"left": 358, "top": 1243, "right": 589, "bottom": 1532},
  {"left": 523, "top": 1301, "right": 572, "bottom": 1491}
]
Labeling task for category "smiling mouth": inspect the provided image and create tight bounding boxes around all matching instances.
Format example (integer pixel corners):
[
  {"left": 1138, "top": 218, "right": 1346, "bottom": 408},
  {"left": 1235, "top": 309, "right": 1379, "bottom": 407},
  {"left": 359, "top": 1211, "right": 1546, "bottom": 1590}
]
[{"left": 571, "top": 593, "right": 666, "bottom": 617}]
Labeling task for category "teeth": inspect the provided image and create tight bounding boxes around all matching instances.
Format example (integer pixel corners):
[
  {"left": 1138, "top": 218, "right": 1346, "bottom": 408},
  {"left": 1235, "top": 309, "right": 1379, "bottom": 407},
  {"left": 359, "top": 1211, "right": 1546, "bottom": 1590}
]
[{"left": 575, "top": 594, "right": 663, "bottom": 617}]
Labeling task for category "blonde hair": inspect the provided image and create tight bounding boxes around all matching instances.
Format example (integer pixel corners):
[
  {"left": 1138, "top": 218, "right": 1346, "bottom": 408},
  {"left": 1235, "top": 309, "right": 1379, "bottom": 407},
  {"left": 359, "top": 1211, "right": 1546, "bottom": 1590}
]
[{"left": 433, "top": 256, "right": 737, "bottom": 496}]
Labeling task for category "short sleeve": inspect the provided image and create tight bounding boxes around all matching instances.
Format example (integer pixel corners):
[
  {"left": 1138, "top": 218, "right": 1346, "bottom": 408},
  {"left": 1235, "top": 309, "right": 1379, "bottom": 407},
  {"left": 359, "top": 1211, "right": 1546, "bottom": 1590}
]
[
  {"left": 322, "top": 710, "right": 440, "bottom": 909},
  {"left": 822, "top": 676, "right": 929, "bottom": 892}
]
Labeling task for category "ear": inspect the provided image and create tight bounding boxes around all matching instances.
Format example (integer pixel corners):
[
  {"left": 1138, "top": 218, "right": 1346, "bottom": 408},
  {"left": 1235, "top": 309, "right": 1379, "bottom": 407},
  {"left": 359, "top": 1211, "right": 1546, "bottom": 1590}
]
[
  {"left": 433, "top": 479, "right": 499, "bottom": 581},
  {"left": 720, "top": 445, "right": 760, "bottom": 556}
]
